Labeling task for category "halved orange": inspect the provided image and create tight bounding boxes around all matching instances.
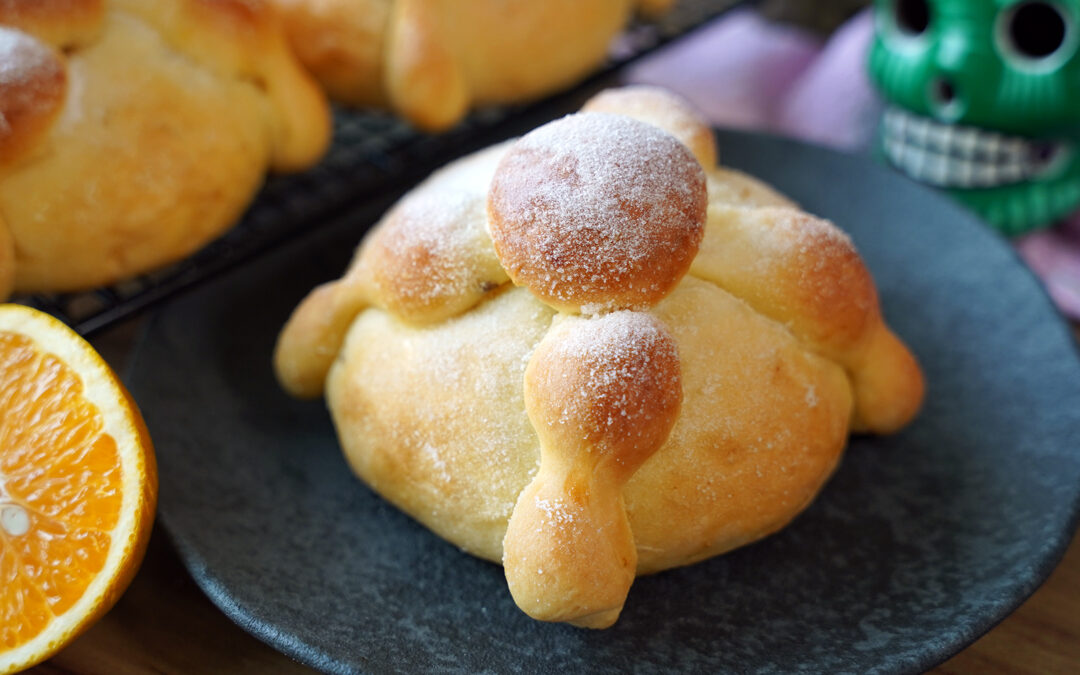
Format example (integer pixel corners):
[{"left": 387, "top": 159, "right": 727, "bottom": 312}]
[{"left": 0, "top": 304, "right": 157, "bottom": 674}]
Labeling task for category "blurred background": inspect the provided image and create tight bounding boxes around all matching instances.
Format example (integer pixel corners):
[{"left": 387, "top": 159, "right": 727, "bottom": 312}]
[{"left": 762, "top": 0, "right": 868, "bottom": 33}]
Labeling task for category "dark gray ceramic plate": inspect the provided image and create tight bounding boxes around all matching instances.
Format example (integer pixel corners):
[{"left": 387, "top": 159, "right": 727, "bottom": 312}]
[{"left": 127, "top": 131, "right": 1080, "bottom": 674}]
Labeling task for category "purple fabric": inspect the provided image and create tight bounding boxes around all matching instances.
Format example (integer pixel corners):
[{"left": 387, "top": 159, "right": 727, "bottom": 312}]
[
  {"left": 625, "top": 8, "right": 1080, "bottom": 319},
  {"left": 1018, "top": 215, "right": 1080, "bottom": 315},
  {"left": 774, "top": 11, "right": 881, "bottom": 151},
  {"left": 627, "top": 9, "right": 823, "bottom": 133}
]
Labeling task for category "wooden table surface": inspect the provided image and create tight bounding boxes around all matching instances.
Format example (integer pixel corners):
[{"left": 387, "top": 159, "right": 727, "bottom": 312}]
[{"left": 25, "top": 321, "right": 1080, "bottom": 675}]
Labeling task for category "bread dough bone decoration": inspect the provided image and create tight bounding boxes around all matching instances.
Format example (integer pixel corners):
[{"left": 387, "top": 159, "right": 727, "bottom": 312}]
[
  {"left": 870, "top": 0, "right": 1080, "bottom": 235},
  {"left": 0, "top": 0, "right": 331, "bottom": 299},
  {"left": 272, "top": 0, "right": 675, "bottom": 130},
  {"left": 275, "top": 86, "right": 925, "bottom": 628}
]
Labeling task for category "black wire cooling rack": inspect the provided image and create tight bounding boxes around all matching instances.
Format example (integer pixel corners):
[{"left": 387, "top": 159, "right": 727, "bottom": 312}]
[{"left": 16, "top": 0, "right": 744, "bottom": 336}]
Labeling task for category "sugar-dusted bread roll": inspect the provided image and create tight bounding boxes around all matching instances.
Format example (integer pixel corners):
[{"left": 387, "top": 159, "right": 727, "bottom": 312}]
[
  {"left": 0, "top": 0, "right": 331, "bottom": 296},
  {"left": 275, "top": 86, "right": 925, "bottom": 627},
  {"left": 271, "top": 0, "right": 676, "bottom": 131}
]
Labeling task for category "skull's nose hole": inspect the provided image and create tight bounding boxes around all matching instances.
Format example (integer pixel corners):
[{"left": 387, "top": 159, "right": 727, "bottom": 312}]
[
  {"left": 928, "top": 76, "right": 964, "bottom": 119},
  {"left": 932, "top": 78, "right": 956, "bottom": 104}
]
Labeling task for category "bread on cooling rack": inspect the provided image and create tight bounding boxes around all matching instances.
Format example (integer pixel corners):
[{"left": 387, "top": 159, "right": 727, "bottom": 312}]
[
  {"left": 271, "top": 0, "right": 676, "bottom": 131},
  {"left": 274, "top": 85, "right": 925, "bottom": 628},
  {"left": 0, "top": 0, "right": 331, "bottom": 296}
]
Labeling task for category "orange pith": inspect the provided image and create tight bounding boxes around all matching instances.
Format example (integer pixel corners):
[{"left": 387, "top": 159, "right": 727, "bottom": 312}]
[
  {"left": 0, "top": 305, "right": 156, "bottom": 674},
  {"left": 0, "top": 330, "right": 121, "bottom": 646}
]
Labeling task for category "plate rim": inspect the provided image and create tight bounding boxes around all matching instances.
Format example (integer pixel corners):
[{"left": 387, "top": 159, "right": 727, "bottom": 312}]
[{"left": 129, "top": 127, "right": 1080, "bottom": 675}]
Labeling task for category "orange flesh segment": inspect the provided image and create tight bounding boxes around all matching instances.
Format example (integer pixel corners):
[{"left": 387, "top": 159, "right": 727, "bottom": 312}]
[{"left": 0, "top": 331, "right": 120, "bottom": 650}]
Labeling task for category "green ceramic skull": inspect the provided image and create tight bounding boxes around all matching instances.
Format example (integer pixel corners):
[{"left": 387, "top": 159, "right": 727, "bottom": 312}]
[{"left": 869, "top": 0, "right": 1080, "bottom": 235}]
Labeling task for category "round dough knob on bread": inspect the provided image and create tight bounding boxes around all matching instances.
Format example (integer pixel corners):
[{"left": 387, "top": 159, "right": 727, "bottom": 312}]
[
  {"left": 0, "top": 27, "right": 67, "bottom": 171},
  {"left": 582, "top": 85, "right": 717, "bottom": 169},
  {"left": 488, "top": 113, "right": 707, "bottom": 313}
]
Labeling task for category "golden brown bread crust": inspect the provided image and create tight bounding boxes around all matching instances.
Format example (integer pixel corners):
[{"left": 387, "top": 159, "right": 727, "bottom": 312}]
[
  {"left": 707, "top": 166, "right": 798, "bottom": 208},
  {"left": 488, "top": 113, "right": 706, "bottom": 313},
  {"left": 0, "top": 0, "right": 330, "bottom": 295},
  {"left": 322, "top": 276, "right": 857, "bottom": 613},
  {"left": 277, "top": 86, "right": 925, "bottom": 627},
  {"left": 694, "top": 206, "right": 876, "bottom": 356},
  {"left": 504, "top": 311, "right": 682, "bottom": 627},
  {"left": 0, "top": 216, "right": 13, "bottom": 299},
  {"left": 582, "top": 85, "right": 718, "bottom": 168},
  {"left": 363, "top": 175, "right": 509, "bottom": 323},
  {"left": 0, "top": 28, "right": 66, "bottom": 171},
  {"left": 274, "top": 278, "right": 368, "bottom": 399},
  {"left": 0, "top": 0, "right": 104, "bottom": 48},
  {"left": 270, "top": 0, "right": 673, "bottom": 130},
  {"left": 273, "top": 142, "right": 512, "bottom": 398},
  {"left": 113, "top": 0, "right": 331, "bottom": 171},
  {"left": 691, "top": 205, "right": 924, "bottom": 432},
  {"left": 627, "top": 277, "right": 854, "bottom": 572},
  {"left": 274, "top": 0, "right": 390, "bottom": 106},
  {"left": 636, "top": 0, "right": 677, "bottom": 16}
]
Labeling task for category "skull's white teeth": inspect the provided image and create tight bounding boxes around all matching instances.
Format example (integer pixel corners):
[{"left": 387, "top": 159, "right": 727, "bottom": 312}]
[{"left": 882, "top": 107, "right": 1066, "bottom": 188}]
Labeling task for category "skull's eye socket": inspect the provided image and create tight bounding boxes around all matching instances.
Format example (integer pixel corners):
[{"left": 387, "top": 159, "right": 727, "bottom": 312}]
[
  {"left": 1003, "top": 2, "right": 1070, "bottom": 59},
  {"left": 893, "top": 0, "right": 931, "bottom": 36}
]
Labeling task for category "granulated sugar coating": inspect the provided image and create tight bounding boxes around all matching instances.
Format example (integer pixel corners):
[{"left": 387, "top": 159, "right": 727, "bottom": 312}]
[
  {"left": 527, "top": 311, "right": 682, "bottom": 471},
  {"left": 275, "top": 86, "right": 927, "bottom": 630},
  {"left": 488, "top": 112, "right": 706, "bottom": 313},
  {"left": 0, "top": 28, "right": 65, "bottom": 153},
  {"left": 367, "top": 187, "right": 508, "bottom": 321}
]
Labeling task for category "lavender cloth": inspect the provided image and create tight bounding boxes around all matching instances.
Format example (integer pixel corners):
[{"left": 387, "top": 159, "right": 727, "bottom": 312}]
[{"left": 626, "top": 8, "right": 1080, "bottom": 319}]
